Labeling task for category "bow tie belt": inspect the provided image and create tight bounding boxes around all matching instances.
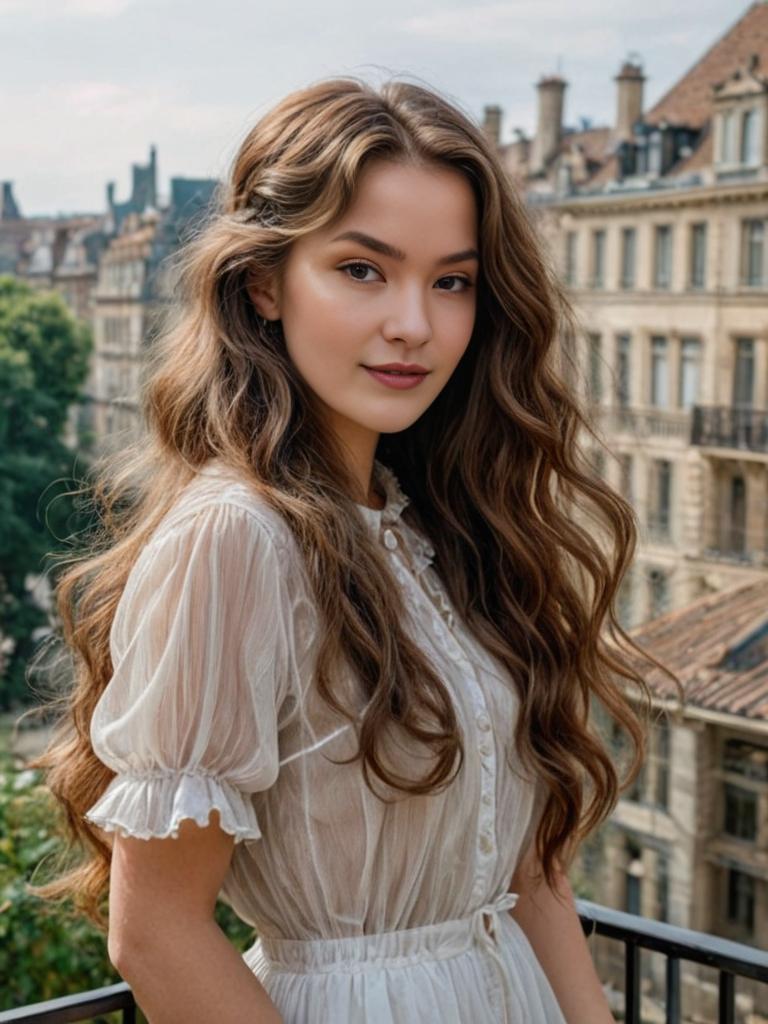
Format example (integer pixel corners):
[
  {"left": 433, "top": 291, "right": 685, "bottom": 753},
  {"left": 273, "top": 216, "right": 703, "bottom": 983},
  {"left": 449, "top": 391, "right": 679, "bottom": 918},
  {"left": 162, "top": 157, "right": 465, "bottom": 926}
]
[{"left": 472, "top": 891, "right": 520, "bottom": 1023}]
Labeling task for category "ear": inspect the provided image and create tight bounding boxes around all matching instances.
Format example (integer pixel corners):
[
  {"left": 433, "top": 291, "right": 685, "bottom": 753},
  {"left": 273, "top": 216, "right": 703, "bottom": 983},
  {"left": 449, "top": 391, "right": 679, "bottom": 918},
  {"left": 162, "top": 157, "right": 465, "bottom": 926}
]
[{"left": 246, "top": 271, "right": 281, "bottom": 321}]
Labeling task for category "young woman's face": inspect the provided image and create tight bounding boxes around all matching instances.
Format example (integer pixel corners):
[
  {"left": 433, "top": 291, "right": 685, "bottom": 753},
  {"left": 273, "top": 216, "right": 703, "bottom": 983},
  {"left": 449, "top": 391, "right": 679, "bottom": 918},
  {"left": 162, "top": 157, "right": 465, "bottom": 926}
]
[{"left": 253, "top": 158, "right": 479, "bottom": 463}]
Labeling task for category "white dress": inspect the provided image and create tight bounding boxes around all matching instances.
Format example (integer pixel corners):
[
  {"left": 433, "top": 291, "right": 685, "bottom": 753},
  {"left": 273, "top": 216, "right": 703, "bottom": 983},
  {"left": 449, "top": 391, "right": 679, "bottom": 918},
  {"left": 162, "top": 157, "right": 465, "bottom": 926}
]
[{"left": 84, "top": 457, "right": 569, "bottom": 1024}]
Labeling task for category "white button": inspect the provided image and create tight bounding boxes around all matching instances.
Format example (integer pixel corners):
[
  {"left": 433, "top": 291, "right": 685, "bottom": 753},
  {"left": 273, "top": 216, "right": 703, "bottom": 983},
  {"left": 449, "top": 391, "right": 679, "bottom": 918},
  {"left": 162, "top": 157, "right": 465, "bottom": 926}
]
[
  {"left": 477, "top": 714, "right": 491, "bottom": 732},
  {"left": 482, "top": 793, "right": 493, "bottom": 806},
  {"left": 479, "top": 834, "right": 494, "bottom": 854},
  {"left": 479, "top": 742, "right": 492, "bottom": 757},
  {"left": 383, "top": 528, "right": 398, "bottom": 550}
]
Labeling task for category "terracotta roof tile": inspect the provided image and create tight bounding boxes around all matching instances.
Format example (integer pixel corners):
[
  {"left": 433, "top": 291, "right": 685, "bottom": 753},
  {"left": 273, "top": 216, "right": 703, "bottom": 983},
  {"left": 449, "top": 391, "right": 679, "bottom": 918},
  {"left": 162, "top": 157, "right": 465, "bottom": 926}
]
[
  {"left": 622, "top": 578, "right": 768, "bottom": 724},
  {"left": 645, "top": 2, "right": 768, "bottom": 128}
]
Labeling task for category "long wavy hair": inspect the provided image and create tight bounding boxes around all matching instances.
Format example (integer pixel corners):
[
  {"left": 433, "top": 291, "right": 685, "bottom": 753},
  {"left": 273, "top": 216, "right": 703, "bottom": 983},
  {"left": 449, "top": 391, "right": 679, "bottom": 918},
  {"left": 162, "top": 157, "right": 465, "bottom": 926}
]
[{"left": 23, "top": 74, "right": 682, "bottom": 931}]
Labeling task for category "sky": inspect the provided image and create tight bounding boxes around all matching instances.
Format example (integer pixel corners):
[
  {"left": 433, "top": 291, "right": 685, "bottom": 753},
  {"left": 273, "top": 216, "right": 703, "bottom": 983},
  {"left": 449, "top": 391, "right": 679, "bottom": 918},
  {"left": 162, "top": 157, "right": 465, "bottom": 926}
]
[{"left": 2, "top": 0, "right": 751, "bottom": 217}]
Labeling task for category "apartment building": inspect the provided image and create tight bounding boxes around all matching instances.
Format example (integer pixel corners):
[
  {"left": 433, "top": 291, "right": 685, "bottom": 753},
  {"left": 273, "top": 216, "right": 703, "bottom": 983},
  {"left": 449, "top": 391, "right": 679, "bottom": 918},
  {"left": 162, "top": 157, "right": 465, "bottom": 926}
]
[
  {"left": 485, "top": 1, "right": 768, "bottom": 630},
  {"left": 580, "top": 579, "right": 768, "bottom": 1020},
  {"left": 89, "top": 170, "right": 218, "bottom": 450}
]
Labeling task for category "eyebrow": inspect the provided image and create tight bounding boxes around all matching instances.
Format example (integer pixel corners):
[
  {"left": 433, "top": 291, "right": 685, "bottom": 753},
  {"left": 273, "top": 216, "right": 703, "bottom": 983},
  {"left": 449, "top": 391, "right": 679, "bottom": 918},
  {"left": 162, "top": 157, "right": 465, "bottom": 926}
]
[{"left": 330, "top": 230, "right": 479, "bottom": 266}]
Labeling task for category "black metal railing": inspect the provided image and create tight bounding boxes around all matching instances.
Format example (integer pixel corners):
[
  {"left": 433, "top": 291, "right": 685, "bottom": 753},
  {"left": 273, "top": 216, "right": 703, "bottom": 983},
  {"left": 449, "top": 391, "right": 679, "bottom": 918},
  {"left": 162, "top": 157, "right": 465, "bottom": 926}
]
[
  {"left": 691, "top": 405, "right": 768, "bottom": 454},
  {"left": 575, "top": 898, "right": 768, "bottom": 1024},
  {"left": 1, "top": 903, "right": 766, "bottom": 1023},
  {"left": 0, "top": 982, "right": 136, "bottom": 1022}
]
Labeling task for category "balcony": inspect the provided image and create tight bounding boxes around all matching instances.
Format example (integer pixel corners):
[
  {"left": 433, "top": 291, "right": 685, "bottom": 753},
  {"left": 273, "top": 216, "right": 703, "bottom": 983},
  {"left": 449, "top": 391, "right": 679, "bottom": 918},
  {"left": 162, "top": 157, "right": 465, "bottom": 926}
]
[
  {"left": 1, "top": 902, "right": 766, "bottom": 1024},
  {"left": 692, "top": 406, "right": 768, "bottom": 458},
  {"left": 595, "top": 406, "right": 692, "bottom": 441}
]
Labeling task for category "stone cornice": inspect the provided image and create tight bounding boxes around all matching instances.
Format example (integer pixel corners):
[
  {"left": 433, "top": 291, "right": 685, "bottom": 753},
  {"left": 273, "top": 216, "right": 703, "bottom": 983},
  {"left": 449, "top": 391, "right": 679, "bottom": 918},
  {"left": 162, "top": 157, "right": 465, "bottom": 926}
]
[{"left": 541, "top": 178, "right": 768, "bottom": 215}]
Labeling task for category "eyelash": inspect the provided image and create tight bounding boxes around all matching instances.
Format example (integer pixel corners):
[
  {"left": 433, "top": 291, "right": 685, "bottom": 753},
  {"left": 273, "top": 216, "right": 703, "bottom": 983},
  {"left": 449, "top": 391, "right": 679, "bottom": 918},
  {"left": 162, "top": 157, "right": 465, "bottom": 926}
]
[{"left": 338, "top": 260, "right": 474, "bottom": 292}]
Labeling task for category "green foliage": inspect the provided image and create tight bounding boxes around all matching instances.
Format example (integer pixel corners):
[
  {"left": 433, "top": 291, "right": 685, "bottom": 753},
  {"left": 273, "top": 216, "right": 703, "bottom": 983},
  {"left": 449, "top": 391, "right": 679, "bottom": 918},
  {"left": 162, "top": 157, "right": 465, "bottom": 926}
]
[
  {"left": 0, "top": 749, "right": 119, "bottom": 1014},
  {"left": 0, "top": 275, "right": 97, "bottom": 710},
  {"left": 0, "top": 745, "right": 257, "bottom": 1017}
]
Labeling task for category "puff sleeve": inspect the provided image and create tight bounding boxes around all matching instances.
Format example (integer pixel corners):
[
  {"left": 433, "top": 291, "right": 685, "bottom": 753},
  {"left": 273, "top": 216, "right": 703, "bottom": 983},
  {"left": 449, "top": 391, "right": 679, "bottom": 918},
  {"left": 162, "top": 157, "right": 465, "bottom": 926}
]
[{"left": 83, "top": 501, "right": 291, "bottom": 843}]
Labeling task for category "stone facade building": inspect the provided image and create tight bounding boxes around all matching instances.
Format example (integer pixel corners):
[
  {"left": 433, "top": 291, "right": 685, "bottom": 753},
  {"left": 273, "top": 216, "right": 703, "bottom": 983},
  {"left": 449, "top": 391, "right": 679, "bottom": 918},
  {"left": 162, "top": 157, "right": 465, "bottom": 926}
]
[
  {"left": 584, "top": 580, "right": 768, "bottom": 1020},
  {"left": 482, "top": 4, "right": 768, "bottom": 1018},
  {"left": 484, "top": 0, "right": 768, "bottom": 631}
]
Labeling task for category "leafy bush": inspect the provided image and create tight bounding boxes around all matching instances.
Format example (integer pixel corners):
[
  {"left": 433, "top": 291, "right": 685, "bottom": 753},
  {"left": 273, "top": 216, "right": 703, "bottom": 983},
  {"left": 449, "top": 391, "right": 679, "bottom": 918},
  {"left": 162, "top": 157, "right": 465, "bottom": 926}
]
[{"left": 1, "top": 746, "right": 257, "bottom": 1018}]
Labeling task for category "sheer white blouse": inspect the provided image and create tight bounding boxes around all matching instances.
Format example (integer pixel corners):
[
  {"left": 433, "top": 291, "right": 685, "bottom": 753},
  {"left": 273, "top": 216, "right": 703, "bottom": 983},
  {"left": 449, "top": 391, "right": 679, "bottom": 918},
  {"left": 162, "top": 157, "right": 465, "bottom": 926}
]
[{"left": 84, "top": 457, "right": 568, "bottom": 1023}]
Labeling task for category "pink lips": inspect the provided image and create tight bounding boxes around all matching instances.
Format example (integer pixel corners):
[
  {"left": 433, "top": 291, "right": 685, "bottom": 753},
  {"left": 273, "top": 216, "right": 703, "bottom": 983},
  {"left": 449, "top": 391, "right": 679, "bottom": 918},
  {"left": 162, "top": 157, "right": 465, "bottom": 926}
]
[{"left": 362, "top": 366, "right": 429, "bottom": 389}]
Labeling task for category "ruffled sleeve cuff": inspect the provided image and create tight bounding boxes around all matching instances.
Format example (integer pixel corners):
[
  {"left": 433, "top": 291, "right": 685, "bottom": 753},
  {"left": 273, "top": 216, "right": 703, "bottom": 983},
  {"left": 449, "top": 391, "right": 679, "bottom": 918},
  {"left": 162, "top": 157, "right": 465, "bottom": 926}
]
[{"left": 83, "top": 769, "right": 263, "bottom": 843}]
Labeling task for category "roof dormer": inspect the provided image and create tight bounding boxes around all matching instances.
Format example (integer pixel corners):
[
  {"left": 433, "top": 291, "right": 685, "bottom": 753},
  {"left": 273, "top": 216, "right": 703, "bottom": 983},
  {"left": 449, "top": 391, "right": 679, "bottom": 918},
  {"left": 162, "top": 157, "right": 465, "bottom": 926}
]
[{"left": 712, "top": 54, "right": 768, "bottom": 175}]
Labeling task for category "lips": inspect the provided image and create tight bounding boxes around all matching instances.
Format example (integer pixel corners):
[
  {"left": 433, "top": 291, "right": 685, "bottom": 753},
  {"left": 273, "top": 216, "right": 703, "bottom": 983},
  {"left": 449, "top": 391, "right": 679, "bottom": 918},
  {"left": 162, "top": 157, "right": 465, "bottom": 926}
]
[{"left": 363, "top": 363, "right": 430, "bottom": 374}]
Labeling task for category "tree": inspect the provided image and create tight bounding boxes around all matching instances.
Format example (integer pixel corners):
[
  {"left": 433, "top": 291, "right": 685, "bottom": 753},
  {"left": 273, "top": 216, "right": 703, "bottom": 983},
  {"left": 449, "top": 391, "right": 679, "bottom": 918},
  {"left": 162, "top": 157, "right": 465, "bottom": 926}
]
[{"left": 0, "top": 276, "right": 94, "bottom": 710}]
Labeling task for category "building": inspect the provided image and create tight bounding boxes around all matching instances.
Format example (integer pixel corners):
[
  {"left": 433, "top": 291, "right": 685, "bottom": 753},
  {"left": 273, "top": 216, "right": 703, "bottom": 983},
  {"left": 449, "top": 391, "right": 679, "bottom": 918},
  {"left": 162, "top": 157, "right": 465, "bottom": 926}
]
[
  {"left": 484, "top": 1, "right": 768, "bottom": 630},
  {"left": 89, "top": 169, "right": 219, "bottom": 448},
  {"left": 577, "top": 579, "right": 768, "bottom": 1020}
]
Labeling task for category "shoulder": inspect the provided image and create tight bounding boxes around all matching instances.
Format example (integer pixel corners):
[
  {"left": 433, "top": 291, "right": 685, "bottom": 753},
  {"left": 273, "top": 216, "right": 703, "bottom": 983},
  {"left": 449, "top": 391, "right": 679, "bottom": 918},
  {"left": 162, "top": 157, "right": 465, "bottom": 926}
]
[{"left": 154, "top": 458, "right": 294, "bottom": 556}]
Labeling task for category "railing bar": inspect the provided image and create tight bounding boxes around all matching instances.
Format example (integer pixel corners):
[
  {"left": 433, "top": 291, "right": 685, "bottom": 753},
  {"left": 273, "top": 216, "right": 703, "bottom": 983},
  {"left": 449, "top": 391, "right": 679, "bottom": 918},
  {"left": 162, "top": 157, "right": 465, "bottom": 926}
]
[
  {"left": 718, "top": 970, "right": 735, "bottom": 1024},
  {"left": 666, "top": 956, "right": 680, "bottom": 1024},
  {"left": 625, "top": 940, "right": 641, "bottom": 1024}
]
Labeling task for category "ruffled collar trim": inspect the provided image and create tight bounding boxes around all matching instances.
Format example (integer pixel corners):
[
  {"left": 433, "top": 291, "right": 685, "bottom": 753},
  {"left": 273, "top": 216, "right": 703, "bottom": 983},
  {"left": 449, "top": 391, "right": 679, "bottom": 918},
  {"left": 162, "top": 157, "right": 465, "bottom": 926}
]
[
  {"left": 353, "top": 460, "right": 409, "bottom": 529},
  {"left": 355, "top": 461, "right": 435, "bottom": 575}
]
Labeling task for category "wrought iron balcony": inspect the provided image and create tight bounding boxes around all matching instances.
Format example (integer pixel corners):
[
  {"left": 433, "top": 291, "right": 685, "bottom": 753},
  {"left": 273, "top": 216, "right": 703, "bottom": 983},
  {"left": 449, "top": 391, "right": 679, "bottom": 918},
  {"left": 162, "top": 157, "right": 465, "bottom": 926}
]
[
  {"left": 692, "top": 405, "right": 768, "bottom": 455},
  {"left": 1, "top": 901, "right": 766, "bottom": 1024},
  {"left": 595, "top": 405, "right": 692, "bottom": 440}
]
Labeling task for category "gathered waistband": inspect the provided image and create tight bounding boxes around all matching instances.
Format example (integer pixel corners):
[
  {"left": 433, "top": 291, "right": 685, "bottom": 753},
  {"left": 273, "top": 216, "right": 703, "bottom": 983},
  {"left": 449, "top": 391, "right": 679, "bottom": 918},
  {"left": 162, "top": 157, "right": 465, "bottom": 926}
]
[{"left": 246, "top": 891, "right": 520, "bottom": 1023}]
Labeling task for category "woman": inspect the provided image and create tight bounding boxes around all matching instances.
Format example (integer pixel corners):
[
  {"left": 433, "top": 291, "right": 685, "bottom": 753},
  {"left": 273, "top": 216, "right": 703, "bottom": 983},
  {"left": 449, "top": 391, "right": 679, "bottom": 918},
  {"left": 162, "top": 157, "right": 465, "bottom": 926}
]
[{"left": 27, "top": 75, "right": 678, "bottom": 1023}]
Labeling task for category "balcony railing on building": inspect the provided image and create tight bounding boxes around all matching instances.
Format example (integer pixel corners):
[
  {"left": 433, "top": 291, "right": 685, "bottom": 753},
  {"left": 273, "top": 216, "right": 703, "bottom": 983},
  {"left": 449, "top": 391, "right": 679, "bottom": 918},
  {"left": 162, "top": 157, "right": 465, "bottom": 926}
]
[
  {"left": 692, "top": 405, "right": 768, "bottom": 455},
  {"left": 596, "top": 406, "right": 692, "bottom": 441},
  {"left": 1, "top": 900, "right": 766, "bottom": 1024}
]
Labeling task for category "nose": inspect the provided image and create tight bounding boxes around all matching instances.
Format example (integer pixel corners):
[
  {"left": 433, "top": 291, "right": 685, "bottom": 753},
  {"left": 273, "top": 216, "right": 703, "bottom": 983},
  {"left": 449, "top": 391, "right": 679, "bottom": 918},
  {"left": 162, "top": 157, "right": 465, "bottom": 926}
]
[{"left": 382, "top": 288, "right": 432, "bottom": 348}]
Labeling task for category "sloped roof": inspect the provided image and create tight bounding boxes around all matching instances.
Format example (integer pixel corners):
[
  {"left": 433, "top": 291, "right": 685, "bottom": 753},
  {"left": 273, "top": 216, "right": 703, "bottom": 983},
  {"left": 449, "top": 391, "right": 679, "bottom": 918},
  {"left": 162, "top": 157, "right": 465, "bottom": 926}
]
[
  {"left": 645, "top": 1, "right": 768, "bottom": 128},
  {"left": 625, "top": 578, "right": 768, "bottom": 724}
]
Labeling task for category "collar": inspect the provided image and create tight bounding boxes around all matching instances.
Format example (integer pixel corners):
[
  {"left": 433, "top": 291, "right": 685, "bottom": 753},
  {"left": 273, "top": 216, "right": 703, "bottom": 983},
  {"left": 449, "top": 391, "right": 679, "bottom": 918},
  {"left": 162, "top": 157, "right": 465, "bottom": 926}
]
[
  {"left": 353, "top": 459, "right": 410, "bottom": 531},
  {"left": 355, "top": 461, "right": 435, "bottom": 575}
]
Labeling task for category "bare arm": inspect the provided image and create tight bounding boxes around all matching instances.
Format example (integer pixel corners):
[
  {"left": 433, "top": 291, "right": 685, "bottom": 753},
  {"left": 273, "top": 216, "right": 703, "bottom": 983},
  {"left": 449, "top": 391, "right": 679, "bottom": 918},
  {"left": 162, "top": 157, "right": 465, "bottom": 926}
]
[
  {"left": 509, "top": 843, "right": 615, "bottom": 1024},
  {"left": 108, "top": 810, "right": 283, "bottom": 1024}
]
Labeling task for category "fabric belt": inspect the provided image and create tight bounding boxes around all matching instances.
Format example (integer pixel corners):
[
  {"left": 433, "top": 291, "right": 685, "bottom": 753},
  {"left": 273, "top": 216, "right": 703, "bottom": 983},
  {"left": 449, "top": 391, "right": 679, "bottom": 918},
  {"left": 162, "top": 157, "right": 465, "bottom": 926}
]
[{"left": 248, "top": 890, "right": 521, "bottom": 1023}]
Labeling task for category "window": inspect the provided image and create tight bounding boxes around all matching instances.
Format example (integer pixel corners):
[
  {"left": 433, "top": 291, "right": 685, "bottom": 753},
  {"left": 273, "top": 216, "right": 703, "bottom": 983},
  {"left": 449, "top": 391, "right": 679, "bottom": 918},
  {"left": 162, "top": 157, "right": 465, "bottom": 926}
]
[
  {"left": 564, "top": 231, "right": 577, "bottom": 285},
  {"left": 650, "top": 335, "right": 669, "bottom": 407},
  {"left": 653, "top": 719, "right": 670, "bottom": 809},
  {"left": 689, "top": 222, "right": 707, "bottom": 288},
  {"left": 648, "top": 460, "right": 672, "bottom": 541},
  {"left": 678, "top": 337, "right": 701, "bottom": 409},
  {"left": 615, "top": 333, "right": 631, "bottom": 407},
  {"left": 728, "top": 475, "right": 747, "bottom": 554},
  {"left": 723, "top": 738, "right": 768, "bottom": 782},
  {"left": 653, "top": 225, "right": 673, "bottom": 288},
  {"left": 723, "top": 783, "right": 758, "bottom": 841},
  {"left": 740, "top": 108, "right": 759, "bottom": 166},
  {"left": 617, "top": 568, "right": 634, "bottom": 629},
  {"left": 619, "top": 453, "right": 634, "bottom": 504},
  {"left": 591, "top": 229, "right": 606, "bottom": 288},
  {"left": 648, "top": 568, "right": 670, "bottom": 618},
  {"left": 740, "top": 218, "right": 765, "bottom": 286},
  {"left": 733, "top": 337, "right": 755, "bottom": 406},
  {"left": 654, "top": 850, "right": 669, "bottom": 923},
  {"left": 720, "top": 109, "right": 737, "bottom": 163},
  {"left": 620, "top": 227, "right": 636, "bottom": 288},
  {"left": 624, "top": 838, "right": 643, "bottom": 915},
  {"left": 726, "top": 868, "right": 755, "bottom": 933},
  {"left": 588, "top": 332, "right": 602, "bottom": 402}
]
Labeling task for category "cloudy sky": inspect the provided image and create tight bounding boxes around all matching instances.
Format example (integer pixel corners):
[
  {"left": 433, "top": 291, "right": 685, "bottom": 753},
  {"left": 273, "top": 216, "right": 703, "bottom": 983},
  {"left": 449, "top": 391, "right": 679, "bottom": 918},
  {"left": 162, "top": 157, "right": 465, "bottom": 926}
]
[{"left": 3, "top": 0, "right": 748, "bottom": 216}]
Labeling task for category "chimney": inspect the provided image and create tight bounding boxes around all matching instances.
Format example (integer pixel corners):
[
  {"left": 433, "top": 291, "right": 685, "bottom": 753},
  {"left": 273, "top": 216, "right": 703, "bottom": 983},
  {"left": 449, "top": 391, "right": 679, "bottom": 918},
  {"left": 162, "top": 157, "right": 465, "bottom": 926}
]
[
  {"left": 482, "top": 104, "right": 503, "bottom": 147},
  {"left": 530, "top": 75, "right": 566, "bottom": 174},
  {"left": 614, "top": 60, "right": 645, "bottom": 141}
]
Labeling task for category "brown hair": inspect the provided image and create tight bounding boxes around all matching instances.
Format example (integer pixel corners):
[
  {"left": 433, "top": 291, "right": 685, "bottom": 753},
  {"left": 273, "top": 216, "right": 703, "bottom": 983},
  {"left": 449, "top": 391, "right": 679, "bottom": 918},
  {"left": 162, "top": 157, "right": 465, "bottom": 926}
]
[{"left": 23, "top": 73, "right": 682, "bottom": 931}]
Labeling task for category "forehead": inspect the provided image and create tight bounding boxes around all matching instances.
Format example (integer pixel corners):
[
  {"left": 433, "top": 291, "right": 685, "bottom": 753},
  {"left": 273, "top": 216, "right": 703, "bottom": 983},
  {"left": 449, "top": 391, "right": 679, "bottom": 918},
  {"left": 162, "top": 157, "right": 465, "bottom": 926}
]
[{"left": 314, "top": 159, "right": 478, "bottom": 248}]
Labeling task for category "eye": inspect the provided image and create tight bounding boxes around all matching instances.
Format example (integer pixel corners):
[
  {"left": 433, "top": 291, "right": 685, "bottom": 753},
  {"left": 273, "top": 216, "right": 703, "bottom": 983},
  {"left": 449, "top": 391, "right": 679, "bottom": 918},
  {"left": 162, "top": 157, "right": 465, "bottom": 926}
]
[
  {"left": 339, "top": 261, "right": 382, "bottom": 283},
  {"left": 338, "top": 261, "right": 474, "bottom": 292}
]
